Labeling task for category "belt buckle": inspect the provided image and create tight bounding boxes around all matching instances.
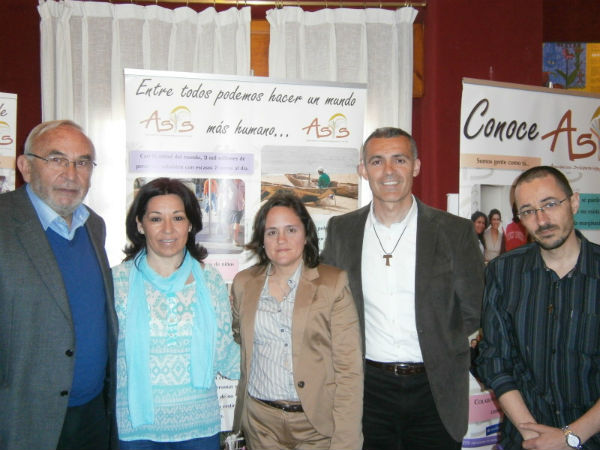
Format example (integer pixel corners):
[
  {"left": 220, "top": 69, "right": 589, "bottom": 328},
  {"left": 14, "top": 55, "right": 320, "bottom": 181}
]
[
  {"left": 280, "top": 402, "right": 301, "bottom": 412},
  {"left": 394, "top": 363, "right": 405, "bottom": 375}
]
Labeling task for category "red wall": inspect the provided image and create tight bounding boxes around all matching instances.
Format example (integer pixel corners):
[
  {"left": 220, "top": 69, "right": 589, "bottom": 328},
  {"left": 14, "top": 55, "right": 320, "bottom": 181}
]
[
  {"left": 1, "top": 0, "right": 598, "bottom": 203},
  {"left": 1, "top": 1, "right": 41, "bottom": 185},
  {"left": 411, "top": 0, "right": 543, "bottom": 208},
  {"left": 411, "top": 0, "right": 600, "bottom": 208}
]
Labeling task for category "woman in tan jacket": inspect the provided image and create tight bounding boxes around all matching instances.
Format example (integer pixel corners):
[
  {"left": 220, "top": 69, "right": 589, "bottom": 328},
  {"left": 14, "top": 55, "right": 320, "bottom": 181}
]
[{"left": 231, "top": 192, "right": 363, "bottom": 450}]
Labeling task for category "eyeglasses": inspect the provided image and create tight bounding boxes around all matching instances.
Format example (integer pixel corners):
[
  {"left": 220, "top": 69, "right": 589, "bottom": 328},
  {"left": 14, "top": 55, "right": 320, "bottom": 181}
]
[
  {"left": 517, "top": 197, "right": 570, "bottom": 220},
  {"left": 26, "top": 153, "right": 96, "bottom": 170}
]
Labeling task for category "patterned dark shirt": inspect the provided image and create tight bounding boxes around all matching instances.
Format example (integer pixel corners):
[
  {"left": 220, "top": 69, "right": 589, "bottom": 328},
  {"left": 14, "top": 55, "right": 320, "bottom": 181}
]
[{"left": 476, "top": 231, "right": 600, "bottom": 449}]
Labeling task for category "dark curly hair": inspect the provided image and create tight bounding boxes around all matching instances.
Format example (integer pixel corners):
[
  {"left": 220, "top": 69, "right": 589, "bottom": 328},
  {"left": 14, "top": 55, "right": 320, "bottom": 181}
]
[
  {"left": 246, "top": 192, "right": 319, "bottom": 268},
  {"left": 488, "top": 208, "right": 502, "bottom": 223},
  {"left": 123, "top": 177, "right": 207, "bottom": 263},
  {"left": 470, "top": 210, "right": 488, "bottom": 249}
]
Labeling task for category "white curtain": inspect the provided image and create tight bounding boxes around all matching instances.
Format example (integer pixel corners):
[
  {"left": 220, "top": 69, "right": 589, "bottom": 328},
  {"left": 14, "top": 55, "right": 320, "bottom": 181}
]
[
  {"left": 38, "top": 0, "right": 251, "bottom": 264},
  {"left": 267, "top": 6, "right": 417, "bottom": 135}
]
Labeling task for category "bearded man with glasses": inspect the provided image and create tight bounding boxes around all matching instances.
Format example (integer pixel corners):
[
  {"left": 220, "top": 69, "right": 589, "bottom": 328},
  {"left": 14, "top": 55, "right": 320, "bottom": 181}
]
[
  {"left": 0, "top": 120, "right": 117, "bottom": 450},
  {"left": 477, "top": 165, "right": 600, "bottom": 450}
]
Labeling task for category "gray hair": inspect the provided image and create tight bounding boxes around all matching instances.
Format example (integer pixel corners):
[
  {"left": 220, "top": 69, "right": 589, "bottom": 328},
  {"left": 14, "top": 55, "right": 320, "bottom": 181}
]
[{"left": 24, "top": 120, "right": 95, "bottom": 158}]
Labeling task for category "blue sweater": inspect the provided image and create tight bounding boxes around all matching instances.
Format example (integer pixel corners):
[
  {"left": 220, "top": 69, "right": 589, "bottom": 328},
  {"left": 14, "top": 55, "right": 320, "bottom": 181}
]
[{"left": 46, "top": 226, "right": 108, "bottom": 407}]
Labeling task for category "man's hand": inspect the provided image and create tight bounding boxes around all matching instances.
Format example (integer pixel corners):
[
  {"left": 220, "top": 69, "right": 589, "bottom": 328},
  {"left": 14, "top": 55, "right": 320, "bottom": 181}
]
[{"left": 520, "top": 423, "right": 569, "bottom": 450}]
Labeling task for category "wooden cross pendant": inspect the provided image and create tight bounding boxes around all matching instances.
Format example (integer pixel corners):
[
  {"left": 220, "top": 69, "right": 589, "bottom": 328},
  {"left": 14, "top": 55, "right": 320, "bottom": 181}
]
[{"left": 383, "top": 254, "right": 392, "bottom": 266}]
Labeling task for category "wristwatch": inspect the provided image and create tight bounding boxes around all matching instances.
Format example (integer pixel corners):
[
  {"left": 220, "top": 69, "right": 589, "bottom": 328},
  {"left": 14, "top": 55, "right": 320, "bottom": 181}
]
[{"left": 562, "top": 425, "right": 582, "bottom": 449}]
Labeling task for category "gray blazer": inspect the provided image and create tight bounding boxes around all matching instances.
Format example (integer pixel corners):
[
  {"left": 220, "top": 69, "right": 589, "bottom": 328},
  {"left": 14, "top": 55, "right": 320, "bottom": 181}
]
[
  {"left": 0, "top": 187, "right": 118, "bottom": 450},
  {"left": 321, "top": 198, "right": 484, "bottom": 442}
]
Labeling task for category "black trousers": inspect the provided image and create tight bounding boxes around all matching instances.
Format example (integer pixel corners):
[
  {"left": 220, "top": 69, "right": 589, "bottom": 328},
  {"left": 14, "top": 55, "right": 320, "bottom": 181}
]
[
  {"left": 57, "top": 392, "right": 109, "bottom": 450},
  {"left": 363, "top": 363, "right": 462, "bottom": 450}
]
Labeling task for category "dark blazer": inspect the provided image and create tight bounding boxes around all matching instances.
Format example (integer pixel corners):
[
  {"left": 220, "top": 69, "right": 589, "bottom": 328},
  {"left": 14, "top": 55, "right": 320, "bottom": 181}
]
[
  {"left": 231, "top": 263, "right": 364, "bottom": 450},
  {"left": 0, "top": 187, "right": 118, "bottom": 450},
  {"left": 321, "top": 198, "right": 484, "bottom": 442}
]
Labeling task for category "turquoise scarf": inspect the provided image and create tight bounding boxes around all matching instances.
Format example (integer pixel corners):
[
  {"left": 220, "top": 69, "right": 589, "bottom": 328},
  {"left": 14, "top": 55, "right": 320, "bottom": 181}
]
[{"left": 125, "top": 250, "right": 216, "bottom": 428}]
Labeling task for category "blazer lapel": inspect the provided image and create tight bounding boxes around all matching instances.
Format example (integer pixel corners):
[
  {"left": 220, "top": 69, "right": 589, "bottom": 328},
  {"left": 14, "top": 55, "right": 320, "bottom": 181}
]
[
  {"left": 242, "top": 267, "right": 267, "bottom": 374},
  {"left": 345, "top": 208, "right": 368, "bottom": 282},
  {"left": 291, "top": 265, "right": 318, "bottom": 360},
  {"left": 85, "top": 214, "right": 118, "bottom": 341},
  {"left": 12, "top": 188, "right": 72, "bottom": 323},
  {"left": 414, "top": 199, "right": 439, "bottom": 306},
  {"left": 339, "top": 206, "right": 368, "bottom": 334}
]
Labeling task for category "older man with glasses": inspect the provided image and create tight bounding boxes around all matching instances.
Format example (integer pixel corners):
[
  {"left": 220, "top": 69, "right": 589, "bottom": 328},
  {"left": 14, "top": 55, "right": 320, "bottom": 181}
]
[
  {"left": 477, "top": 165, "right": 600, "bottom": 450},
  {"left": 0, "top": 120, "right": 117, "bottom": 450}
]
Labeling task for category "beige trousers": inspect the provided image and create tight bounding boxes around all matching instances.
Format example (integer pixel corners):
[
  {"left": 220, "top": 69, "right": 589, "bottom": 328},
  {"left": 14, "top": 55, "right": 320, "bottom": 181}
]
[{"left": 242, "top": 396, "right": 331, "bottom": 450}]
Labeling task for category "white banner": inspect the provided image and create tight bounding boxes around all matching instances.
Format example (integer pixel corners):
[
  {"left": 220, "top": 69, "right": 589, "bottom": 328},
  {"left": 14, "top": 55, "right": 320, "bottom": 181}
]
[
  {"left": 0, "top": 92, "right": 17, "bottom": 192},
  {"left": 459, "top": 79, "right": 600, "bottom": 449},
  {"left": 460, "top": 78, "right": 600, "bottom": 244},
  {"left": 124, "top": 68, "right": 366, "bottom": 431}
]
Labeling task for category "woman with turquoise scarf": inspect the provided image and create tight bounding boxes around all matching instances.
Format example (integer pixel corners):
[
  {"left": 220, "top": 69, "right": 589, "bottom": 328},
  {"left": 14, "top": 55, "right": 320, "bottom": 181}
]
[{"left": 112, "top": 178, "right": 240, "bottom": 450}]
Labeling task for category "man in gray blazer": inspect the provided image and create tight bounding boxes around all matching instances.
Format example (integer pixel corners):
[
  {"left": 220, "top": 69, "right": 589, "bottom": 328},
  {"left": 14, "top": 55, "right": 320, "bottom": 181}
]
[
  {"left": 321, "top": 127, "right": 484, "bottom": 449},
  {"left": 0, "top": 120, "right": 117, "bottom": 450}
]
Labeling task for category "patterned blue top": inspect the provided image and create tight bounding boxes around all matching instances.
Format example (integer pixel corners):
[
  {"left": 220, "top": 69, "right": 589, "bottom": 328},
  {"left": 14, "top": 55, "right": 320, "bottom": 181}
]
[{"left": 113, "top": 259, "right": 240, "bottom": 442}]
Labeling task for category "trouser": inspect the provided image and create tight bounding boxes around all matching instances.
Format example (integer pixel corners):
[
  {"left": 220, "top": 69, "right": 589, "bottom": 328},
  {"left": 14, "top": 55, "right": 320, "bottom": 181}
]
[
  {"left": 243, "top": 395, "right": 331, "bottom": 450},
  {"left": 363, "top": 362, "right": 461, "bottom": 450},
  {"left": 57, "top": 392, "right": 109, "bottom": 450}
]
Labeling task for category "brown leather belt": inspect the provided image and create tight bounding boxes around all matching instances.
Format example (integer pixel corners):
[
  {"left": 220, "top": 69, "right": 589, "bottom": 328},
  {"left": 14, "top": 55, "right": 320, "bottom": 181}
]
[
  {"left": 366, "top": 359, "right": 426, "bottom": 375},
  {"left": 255, "top": 398, "right": 304, "bottom": 413}
]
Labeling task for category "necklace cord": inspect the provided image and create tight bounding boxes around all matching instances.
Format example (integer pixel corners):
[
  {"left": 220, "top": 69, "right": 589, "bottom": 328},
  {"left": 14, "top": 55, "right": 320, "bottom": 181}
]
[{"left": 372, "top": 222, "right": 407, "bottom": 256}]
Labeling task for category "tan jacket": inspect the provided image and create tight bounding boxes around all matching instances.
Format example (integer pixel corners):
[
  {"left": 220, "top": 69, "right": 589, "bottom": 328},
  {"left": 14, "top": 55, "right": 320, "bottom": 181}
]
[{"left": 231, "top": 263, "right": 363, "bottom": 450}]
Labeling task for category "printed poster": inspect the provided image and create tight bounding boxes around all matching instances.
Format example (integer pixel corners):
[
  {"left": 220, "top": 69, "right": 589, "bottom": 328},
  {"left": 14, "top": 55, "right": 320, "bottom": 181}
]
[
  {"left": 462, "top": 374, "right": 502, "bottom": 449},
  {"left": 0, "top": 92, "right": 17, "bottom": 192},
  {"left": 125, "top": 69, "right": 367, "bottom": 430},
  {"left": 460, "top": 78, "right": 600, "bottom": 245},
  {"left": 460, "top": 78, "right": 600, "bottom": 448}
]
